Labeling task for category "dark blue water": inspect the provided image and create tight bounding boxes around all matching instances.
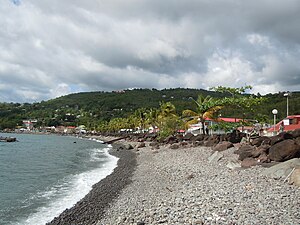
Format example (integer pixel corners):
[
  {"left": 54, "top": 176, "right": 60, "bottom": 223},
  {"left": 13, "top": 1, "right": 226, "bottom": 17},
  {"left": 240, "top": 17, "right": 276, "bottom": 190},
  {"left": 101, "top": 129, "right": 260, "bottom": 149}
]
[{"left": 0, "top": 133, "right": 118, "bottom": 225}]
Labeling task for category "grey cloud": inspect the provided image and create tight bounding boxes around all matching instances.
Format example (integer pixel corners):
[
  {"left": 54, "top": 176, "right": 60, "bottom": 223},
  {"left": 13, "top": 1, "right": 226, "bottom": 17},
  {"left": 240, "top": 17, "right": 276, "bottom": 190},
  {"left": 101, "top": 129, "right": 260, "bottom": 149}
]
[{"left": 1, "top": 0, "right": 300, "bottom": 102}]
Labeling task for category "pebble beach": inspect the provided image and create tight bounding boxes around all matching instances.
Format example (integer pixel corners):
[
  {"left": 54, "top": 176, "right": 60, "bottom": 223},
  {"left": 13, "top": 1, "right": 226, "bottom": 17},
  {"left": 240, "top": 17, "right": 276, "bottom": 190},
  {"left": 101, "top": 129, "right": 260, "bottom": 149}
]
[{"left": 98, "top": 142, "right": 300, "bottom": 225}]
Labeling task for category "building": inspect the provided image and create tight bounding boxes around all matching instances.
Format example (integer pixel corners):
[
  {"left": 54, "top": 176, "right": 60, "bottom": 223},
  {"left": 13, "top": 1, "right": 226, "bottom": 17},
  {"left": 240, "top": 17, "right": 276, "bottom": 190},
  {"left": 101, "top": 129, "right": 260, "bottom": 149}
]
[
  {"left": 187, "top": 117, "right": 245, "bottom": 134},
  {"left": 267, "top": 115, "right": 300, "bottom": 134},
  {"left": 22, "top": 119, "right": 37, "bottom": 130}
]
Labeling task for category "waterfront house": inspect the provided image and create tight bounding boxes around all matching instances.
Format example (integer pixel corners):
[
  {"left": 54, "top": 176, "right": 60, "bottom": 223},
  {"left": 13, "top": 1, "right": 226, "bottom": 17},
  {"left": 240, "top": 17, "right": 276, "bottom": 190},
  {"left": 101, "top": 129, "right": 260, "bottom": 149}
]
[{"left": 267, "top": 115, "right": 300, "bottom": 134}]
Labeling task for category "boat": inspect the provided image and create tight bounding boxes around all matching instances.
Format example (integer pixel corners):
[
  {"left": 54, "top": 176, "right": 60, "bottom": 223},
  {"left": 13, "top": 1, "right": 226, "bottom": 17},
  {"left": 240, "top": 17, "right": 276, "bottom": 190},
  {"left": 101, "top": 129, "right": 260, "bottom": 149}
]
[{"left": 0, "top": 136, "right": 17, "bottom": 142}]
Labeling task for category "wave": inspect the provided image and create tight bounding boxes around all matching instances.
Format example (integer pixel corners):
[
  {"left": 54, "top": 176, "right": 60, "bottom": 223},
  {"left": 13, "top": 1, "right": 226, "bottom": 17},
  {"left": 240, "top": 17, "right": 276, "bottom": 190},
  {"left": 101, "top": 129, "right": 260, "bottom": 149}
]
[{"left": 15, "top": 141, "right": 118, "bottom": 225}]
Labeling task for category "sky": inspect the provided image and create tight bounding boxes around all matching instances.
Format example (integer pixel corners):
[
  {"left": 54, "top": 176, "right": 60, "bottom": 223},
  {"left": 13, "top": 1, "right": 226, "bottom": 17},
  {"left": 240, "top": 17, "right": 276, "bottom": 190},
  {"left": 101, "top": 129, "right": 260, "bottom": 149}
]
[{"left": 1, "top": 0, "right": 300, "bottom": 102}]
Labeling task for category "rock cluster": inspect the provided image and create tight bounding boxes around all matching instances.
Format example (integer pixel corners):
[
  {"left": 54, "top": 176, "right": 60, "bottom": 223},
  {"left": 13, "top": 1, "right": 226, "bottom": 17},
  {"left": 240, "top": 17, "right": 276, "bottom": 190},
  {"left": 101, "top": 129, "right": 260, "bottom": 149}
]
[
  {"left": 98, "top": 145, "right": 300, "bottom": 225},
  {"left": 234, "top": 130, "right": 300, "bottom": 167}
]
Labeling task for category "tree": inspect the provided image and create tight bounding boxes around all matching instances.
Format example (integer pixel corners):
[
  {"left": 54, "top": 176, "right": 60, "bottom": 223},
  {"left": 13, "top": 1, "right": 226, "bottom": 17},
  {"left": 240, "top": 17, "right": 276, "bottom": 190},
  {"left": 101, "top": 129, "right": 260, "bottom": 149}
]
[
  {"left": 157, "top": 102, "right": 181, "bottom": 139},
  {"left": 182, "top": 95, "right": 223, "bottom": 133},
  {"left": 210, "top": 85, "right": 265, "bottom": 123},
  {"left": 145, "top": 108, "right": 160, "bottom": 132}
]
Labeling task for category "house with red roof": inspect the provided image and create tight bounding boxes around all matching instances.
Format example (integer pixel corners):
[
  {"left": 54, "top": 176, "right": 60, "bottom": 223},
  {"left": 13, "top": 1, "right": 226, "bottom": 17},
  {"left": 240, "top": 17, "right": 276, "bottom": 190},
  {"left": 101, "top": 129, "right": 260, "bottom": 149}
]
[
  {"left": 267, "top": 115, "right": 300, "bottom": 134},
  {"left": 187, "top": 117, "right": 244, "bottom": 134}
]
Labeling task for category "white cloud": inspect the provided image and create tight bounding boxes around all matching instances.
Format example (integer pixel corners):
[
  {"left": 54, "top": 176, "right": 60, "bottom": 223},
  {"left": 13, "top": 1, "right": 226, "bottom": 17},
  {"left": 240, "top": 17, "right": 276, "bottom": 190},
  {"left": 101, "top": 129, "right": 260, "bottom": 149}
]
[
  {"left": 0, "top": 0, "right": 300, "bottom": 102},
  {"left": 50, "top": 83, "right": 72, "bottom": 99}
]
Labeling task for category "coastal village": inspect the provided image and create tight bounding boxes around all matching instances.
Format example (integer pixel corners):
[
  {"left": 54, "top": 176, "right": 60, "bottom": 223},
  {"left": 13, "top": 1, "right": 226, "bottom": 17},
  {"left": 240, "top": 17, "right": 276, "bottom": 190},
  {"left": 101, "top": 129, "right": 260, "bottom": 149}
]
[
  {"left": 1, "top": 82, "right": 300, "bottom": 225},
  {"left": 1, "top": 1, "right": 300, "bottom": 224}
]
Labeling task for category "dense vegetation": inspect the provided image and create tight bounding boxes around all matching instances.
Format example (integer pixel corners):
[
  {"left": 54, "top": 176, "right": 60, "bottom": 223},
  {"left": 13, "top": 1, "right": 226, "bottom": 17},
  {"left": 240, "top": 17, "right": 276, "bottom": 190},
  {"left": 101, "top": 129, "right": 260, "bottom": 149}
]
[{"left": 0, "top": 88, "right": 299, "bottom": 131}]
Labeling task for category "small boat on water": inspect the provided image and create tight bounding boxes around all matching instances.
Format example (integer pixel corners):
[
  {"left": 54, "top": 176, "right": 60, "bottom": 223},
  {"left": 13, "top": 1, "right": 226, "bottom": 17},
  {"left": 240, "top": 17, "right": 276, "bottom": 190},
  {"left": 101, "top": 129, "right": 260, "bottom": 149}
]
[{"left": 0, "top": 136, "right": 17, "bottom": 142}]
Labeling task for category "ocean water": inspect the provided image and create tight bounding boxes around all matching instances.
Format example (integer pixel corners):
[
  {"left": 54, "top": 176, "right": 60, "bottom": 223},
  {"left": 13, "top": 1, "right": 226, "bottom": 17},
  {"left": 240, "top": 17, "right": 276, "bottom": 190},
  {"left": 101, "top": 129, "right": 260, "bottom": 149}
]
[{"left": 0, "top": 133, "right": 118, "bottom": 225}]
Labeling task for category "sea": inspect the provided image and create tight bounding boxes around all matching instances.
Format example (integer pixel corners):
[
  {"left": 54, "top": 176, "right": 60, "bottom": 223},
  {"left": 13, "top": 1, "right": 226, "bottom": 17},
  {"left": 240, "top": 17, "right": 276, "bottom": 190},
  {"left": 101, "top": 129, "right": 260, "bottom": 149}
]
[{"left": 0, "top": 133, "right": 118, "bottom": 225}]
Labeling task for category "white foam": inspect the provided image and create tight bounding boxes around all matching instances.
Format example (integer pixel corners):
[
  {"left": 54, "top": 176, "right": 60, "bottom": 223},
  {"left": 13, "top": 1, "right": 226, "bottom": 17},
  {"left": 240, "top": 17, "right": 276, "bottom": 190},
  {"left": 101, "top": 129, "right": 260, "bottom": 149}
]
[{"left": 16, "top": 145, "right": 118, "bottom": 225}]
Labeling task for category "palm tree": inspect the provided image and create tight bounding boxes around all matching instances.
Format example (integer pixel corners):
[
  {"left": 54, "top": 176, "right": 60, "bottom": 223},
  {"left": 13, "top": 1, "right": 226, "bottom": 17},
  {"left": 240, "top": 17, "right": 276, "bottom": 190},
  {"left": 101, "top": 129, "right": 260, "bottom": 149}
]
[
  {"left": 158, "top": 102, "right": 177, "bottom": 120},
  {"left": 182, "top": 95, "right": 223, "bottom": 134},
  {"left": 145, "top": 108, "right": 159, "bottom": 132}
]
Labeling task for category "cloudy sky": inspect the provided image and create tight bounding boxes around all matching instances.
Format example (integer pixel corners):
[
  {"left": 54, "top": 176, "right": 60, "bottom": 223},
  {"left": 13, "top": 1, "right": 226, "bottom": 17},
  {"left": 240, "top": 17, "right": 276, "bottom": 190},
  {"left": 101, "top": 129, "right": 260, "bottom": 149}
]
[{"left": 1, "top": 0, "right": 300, "bottom": 102}]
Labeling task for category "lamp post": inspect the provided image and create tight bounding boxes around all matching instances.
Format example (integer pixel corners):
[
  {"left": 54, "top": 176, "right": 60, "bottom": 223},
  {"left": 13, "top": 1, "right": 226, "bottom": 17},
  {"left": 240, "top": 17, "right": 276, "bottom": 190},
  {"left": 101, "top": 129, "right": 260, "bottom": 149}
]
[
  {"left": 283, "top": 92, "right": 290, "bottom": 117},
  {"left": 272, "top": 109, "right": 278, "bottom": 136}
]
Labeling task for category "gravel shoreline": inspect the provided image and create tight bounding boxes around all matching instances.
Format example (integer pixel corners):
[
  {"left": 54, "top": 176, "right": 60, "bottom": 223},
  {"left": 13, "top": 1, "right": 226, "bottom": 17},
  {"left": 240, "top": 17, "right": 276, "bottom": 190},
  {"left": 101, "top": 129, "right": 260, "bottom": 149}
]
[
  {"left": 98, "top": 144, "right": 300, "bottom": 225},
  {"left": 47, "top": 143, "right": 137, "bottom": 225}
]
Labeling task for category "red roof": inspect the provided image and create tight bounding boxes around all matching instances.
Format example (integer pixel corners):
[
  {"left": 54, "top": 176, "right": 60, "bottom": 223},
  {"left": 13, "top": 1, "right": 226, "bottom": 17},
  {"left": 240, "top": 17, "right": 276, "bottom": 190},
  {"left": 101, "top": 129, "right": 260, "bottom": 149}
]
[
  {"left": 267, "top": 115, "right": 300, "bottom": 132},
  {"left": 205, "top": 117, "right": 242, "bottom": 123}
]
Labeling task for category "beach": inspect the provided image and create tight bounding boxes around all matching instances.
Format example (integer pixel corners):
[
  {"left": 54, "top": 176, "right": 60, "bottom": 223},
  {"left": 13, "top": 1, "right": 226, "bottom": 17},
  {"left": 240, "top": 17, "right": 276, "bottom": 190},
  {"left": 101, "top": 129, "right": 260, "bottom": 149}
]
[
  {"left": 47, "top": 138, "right": 137, "bottom": 225},
  {"left": 48, "top": 138, "right": 300, "bottom": 225}
]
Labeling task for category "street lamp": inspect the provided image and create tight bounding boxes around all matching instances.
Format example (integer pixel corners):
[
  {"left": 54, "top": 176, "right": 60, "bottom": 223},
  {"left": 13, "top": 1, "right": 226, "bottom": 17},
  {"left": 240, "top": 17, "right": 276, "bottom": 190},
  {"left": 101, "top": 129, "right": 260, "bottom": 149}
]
[
  {"left": 283, "top": 92, "right": 290, "bottom": 117},
  {"left": 272, "top": 109, "right": 278, "bottom": 136}
]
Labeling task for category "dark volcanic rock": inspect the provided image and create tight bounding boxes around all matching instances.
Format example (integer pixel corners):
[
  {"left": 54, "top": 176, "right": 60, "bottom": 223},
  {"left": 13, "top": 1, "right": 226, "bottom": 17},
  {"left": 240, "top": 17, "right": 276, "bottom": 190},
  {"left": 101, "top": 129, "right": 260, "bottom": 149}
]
[
  {"left": 164, "top": 135, "right": 178, "bottom": 144},
  {"left": 192, "top": 141, "right": 204, "bottom": 147},
  {"left": 270, "top": 132, "right": 293, "bottom": 146},
  {"left": 227, "top": 130, "right": 244, "bottom": 143},
  {"left": 241, "top": 157, "right": 258, "bottom": 168},
  {"left": 290, "top": 128, "right": 300, "bottom": 138},
  {"left": 183, "top": 133, "right": 194, "bottom": 141},
  {"left": 268, "top": 139, "right": 300, "bottom": 162},
  {"left": 144, "top": 133, "right": 158, "bottom": 141},
  {"left": 204, "top": 135, "right": 220, "bottom": 147},
  {"left": 258, "top": 153, "right": 269, "bottom": 163},
  {"left": 192, "top": 134, "right": 206, "bottom": 142},
  {"left": 236, "top": 145, "right": 258, "bottom": 161},
  {"left": 213, "top": 141, "right": 234, "bottom": 152},
  {"left": 251, "top": 136, "right": 271, "bottom": 147}
]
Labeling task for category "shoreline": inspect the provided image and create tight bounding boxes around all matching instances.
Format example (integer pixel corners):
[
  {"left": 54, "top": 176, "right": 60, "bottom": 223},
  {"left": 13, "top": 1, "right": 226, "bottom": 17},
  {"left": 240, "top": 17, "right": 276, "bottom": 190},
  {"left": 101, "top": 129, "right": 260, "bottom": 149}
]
[
  {"left": 47, "top": 139, "right": 137, "bottom": 225},
  {"left": 98, "top": 142, "right": 300, "bottom": 224},
  {"left": 41, "top": 134, "right": 300, "bottom": 224}
]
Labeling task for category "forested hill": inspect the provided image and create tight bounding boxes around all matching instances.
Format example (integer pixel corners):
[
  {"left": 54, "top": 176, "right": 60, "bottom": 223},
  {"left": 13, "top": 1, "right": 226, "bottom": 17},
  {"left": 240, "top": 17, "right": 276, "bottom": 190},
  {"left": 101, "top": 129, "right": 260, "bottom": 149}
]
[
  {"left": 41, "top": 88, "right": 222, "bottom": 115},
  {"left": 0, "top": 88, "right": 299, "bottom": 129}
]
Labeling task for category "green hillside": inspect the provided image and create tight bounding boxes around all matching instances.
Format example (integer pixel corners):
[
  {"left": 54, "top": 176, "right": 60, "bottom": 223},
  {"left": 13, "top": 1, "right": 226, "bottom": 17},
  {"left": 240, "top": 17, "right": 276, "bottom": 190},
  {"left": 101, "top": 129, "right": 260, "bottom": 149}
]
[{"left": 0, "top": 88, "right": 299, "bottom": 130}]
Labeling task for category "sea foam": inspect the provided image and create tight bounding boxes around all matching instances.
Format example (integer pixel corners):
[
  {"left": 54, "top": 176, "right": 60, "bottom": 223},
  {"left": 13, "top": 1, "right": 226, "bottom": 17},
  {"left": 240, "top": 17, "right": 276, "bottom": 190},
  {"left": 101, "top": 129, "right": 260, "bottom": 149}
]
[{"left": 16, "top": 143, "right": 118, "bottom": 225}]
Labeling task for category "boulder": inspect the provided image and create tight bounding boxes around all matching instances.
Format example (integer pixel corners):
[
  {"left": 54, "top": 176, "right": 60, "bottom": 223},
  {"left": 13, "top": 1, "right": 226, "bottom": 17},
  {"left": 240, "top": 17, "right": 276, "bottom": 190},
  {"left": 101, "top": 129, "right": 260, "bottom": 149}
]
[
  {"left": 191, "top": 134, "right": 206, "bottom": 142},
  {"left": 261, "top": 158, "right": 300, "bottom": 179},
  {"left": 213, "top": 141, "right": 234, "bottom": 152},
  {"left": 204, "top": 135, "right": 220, "bottom": 147},
  {"left": 269, "top": 132, "right": 293, "bottom": 146},
  {"left": 257, "top": 153, "right": 269, "bottom": 163},
  {"left": 251, "top": 136, "right": 271, "bottom": 147},
  {"left": 256, "top": 145, "right": 270, "bottom": 156},
  {"left": 192, "top": 141, "right": 204, "bottom": 147},
  {"left": 219, "top": 134, "right": 228, "bottom": 142},
  {"left": 164, "top": 135, "right": 178, "bottom": 144},
  {"left": 268, "top": 139, "right": 300, "bottom": 162},
  {"left": 295, "top": 137, "right": 300, "bottom": 146},
  {"left": 235, "top": 144, "right": 257, "bottom": 161},
  {"left": 183, "top": 133, "right": 195, "bottom": 141},
  {"left": 227, "top": 130, "right": 244, "bottom": 143},
  {"left": 290, "top": 128, "right": 300, "bottom": 138},
  {"left": 241, "top": 158, "right": 258, "bottom": 168}
]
